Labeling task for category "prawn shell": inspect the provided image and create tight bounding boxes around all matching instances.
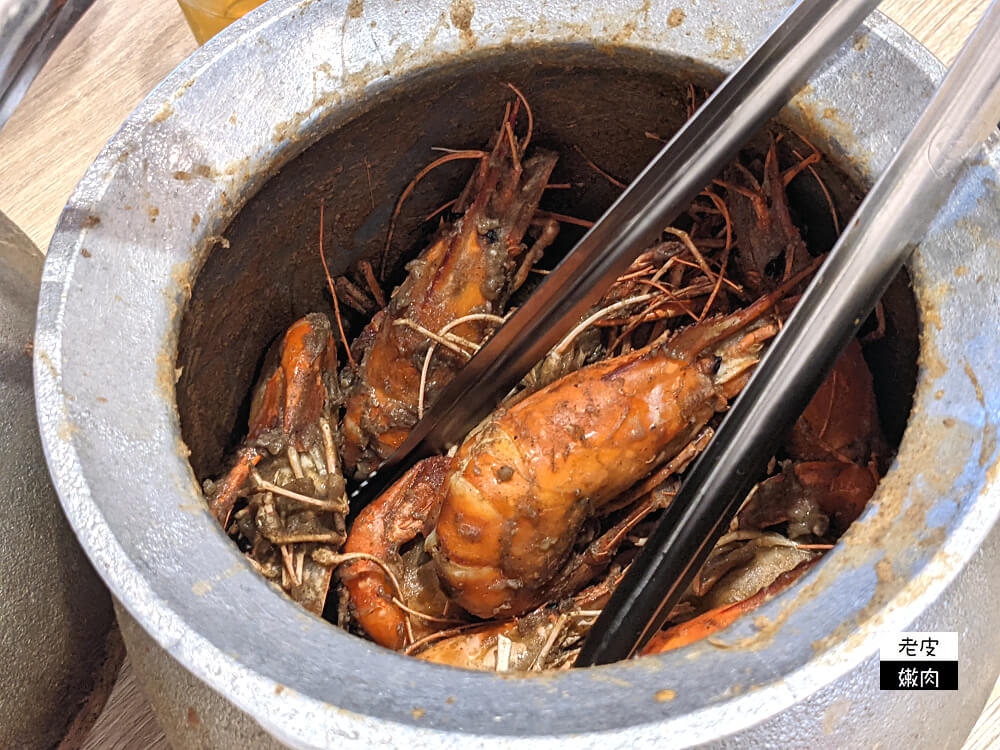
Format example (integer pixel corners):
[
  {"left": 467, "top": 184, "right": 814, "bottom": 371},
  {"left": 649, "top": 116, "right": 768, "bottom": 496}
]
[
  {"left": 793, "top": 459, "right": 878, "bottom": 531},
  {"left": 341, "top": 456, "right": 452, "bottom": 650},
  {"left": 433, "top": 347, "right": 722, "bottom": 618},
  {"left": 415, "top": 614, "right": 558, "bottom": 671},
  {"left": 247, "top": 313, "right": 337, "bottom": 451},
  {"left": 787, "top": 339, "right": 881, "bottom": 464},
  {"left": 341, "top": 144, "right": 559, "bottom": 478},
  {"left": 414, "top": 620, "right": 523, "bottom": 670}
]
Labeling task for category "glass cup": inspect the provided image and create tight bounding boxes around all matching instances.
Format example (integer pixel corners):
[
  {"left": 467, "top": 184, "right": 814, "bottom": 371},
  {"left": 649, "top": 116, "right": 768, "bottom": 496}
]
[{"left": 176, "top": 0, "right": 267, "bottom": 44}]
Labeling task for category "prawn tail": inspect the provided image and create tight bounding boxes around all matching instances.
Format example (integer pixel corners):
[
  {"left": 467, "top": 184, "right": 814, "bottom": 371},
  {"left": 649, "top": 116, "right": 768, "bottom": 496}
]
[{"left": 641, "top": 556, "right": 819, "bottom": 655}]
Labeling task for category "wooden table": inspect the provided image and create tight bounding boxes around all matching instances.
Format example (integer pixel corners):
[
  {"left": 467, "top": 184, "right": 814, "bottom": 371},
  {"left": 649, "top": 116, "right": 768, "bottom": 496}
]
[{"left": 0, "top": 0, "right": 996, "bottom": 747}]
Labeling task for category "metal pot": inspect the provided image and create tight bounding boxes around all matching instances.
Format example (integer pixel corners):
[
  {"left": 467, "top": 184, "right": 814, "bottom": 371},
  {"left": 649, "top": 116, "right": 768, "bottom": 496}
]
[
  {"left": 0, "top": 209, "right": 120, "bottom": 749},
  {"left": 35, "top": 0, "right": 1000, "bottom": 748}
]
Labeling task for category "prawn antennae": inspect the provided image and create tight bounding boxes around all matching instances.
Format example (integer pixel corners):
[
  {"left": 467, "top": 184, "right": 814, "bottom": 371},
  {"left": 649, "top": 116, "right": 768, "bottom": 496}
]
[
  {"left": 505, "top": 82, "right": 533, "bottom": 153},
  {"left": 319, "top": 201, "right": 356, "bottom": 369},
  {"left": 380, "top": 150, "right": 488, "bottom": 278},
  {"left": 574, "top": 144, "right": 626, "bottom": 189}
]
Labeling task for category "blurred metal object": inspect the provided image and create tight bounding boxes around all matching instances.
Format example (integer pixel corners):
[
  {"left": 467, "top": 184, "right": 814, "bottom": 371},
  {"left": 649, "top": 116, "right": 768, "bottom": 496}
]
[
  {"left": 34, "top": 0, "right": 1000, "bottom": 747},
  {"left": 0, "top": 209, "right": 121, "bottom": 748},
  {"left": 0, "top": 0, "right": 94, "bottom": 129}
]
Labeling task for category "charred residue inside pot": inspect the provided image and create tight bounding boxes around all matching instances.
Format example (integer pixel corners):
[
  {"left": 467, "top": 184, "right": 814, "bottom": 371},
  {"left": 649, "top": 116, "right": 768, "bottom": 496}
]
[{"left": 175, "top": 48, "right": 918, "bottom": 671}]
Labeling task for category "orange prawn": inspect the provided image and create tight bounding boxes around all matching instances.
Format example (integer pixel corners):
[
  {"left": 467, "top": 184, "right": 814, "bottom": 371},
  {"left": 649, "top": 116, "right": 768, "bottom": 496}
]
[
  {"left": 340, "top": 276, "right": 803, "bottom": 646},
  {"left": 205, "top": 313, "right": 347, "bottom": 614},
  {"left": 341, "top": 97, "right": 559, "bottom": 478},
  {"left": 428, "top": 287, "right": 789, "bottom": 619},
  {"left": 736, "top": 338, "right": 885, "bottom": 535},
  {"left": 786, "top": 338, "right": 885, "bottom": 465},
  {"left": 641, "top": 557, "right": 819, "bottom": 655},
  {"left": 208, "top": 313, "right": 343, "bottom": 526},
  {"left": 413, "top": 571, "right": 623, "bottom": 671},
  {"left": 340, "top": 456, "right": 455, "bottom": 650}
]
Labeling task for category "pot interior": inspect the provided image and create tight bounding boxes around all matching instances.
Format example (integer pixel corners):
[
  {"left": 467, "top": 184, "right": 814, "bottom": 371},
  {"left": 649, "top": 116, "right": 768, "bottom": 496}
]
[{"left": 175, "top": 44, "right": 918, "bottom": 651}]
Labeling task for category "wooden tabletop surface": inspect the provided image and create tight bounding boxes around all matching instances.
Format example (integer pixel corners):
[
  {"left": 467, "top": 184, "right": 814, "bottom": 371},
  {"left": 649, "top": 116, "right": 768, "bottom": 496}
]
[{"left": 1, "top": 0, "right": 996, "bottom": 747}]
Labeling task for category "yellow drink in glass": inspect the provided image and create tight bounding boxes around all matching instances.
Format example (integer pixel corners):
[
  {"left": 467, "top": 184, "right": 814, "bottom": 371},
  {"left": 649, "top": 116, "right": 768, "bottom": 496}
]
[{"left": 177, "top": 0, "right": 268, "bottom": 44}]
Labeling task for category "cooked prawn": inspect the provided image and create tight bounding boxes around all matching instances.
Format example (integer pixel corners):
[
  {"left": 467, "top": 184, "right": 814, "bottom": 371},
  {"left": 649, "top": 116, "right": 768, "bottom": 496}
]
[
  {"left": 205, "top": 313, "right": 348, "bottom": 614},
  {"left": 341, "top": 99, "right": 559, "bottom": 478},
  {"left": 339, "top": 455, "right": 455, "bottom": 650},
  {"left": 428, "top": 285, "right": 792, "bottom": 618}
]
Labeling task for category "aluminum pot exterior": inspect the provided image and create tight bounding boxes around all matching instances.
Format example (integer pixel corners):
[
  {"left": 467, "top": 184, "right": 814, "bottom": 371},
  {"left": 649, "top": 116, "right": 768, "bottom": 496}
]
[
  {"left": 33, "top": 1, "right": 1000, "bottom": 749},
  {"left": 0, "top": 210, "right": 121, "bottom": 749},
  {"left": 114, "top": 522, "right": 1000, "bottom": 750},
  {"left": 114, "top": 602, "right": 283, "bottom": 749}
]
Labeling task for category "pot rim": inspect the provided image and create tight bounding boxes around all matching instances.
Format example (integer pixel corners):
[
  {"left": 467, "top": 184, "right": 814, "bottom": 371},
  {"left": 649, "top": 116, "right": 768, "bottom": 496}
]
[{"left": 34, "top": 0, "right": 1000, "bottom": 747}]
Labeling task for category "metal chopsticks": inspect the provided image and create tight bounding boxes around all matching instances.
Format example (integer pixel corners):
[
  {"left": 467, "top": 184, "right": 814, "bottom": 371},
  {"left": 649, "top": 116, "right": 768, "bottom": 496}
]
[
  {"left": 350, "top": 0, "right": 884, "bottom": 508},
  {"left": 574, "top": 0, "right": 1000, "bottom": 666}
]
